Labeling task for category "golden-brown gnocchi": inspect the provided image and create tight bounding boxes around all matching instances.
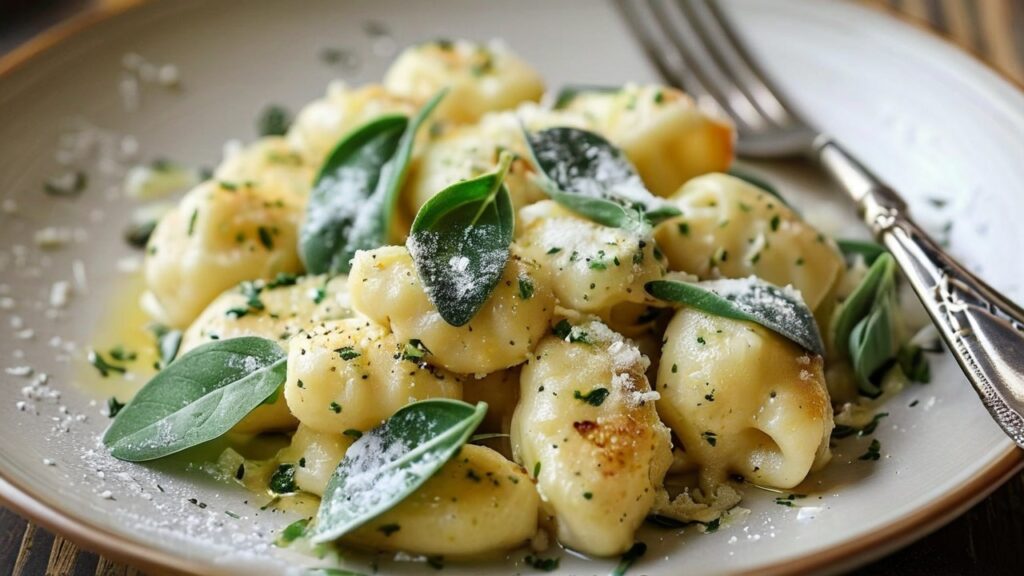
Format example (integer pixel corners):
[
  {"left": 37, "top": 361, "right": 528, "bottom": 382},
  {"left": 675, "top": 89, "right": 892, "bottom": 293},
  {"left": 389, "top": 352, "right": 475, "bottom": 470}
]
[
  {"left": 283, "top": 318, "right": 463, "bottom": 434},
  {"left": 654, "top": 173, "right": 844, "bottom": 311},
  {"left": 384, "top": 39, "right": 544, "bottom": 125},
  {"left": 346, "top": 444, "right": 538, "bottom": 556},
  {"left": 348, "top": 246, "right": 555, "bottom": 375},
  {"left": 515, "top": 200, "right": 666, "bottom": 313},
  {"left": 657, "top": 307, "right": 833, "bottom": 491},
  {"left": 511, "top": 321, "right": 672, "bottom": 556},
  {"left": 143, "top": 180, "right": 304, "bottom": 328}
]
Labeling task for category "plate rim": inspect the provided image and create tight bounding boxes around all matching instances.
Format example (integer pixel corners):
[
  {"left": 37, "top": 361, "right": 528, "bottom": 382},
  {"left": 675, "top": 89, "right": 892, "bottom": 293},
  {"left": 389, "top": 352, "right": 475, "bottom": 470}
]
[{"left": 0, "top": 1, "right": 1022, "bottom": 574}]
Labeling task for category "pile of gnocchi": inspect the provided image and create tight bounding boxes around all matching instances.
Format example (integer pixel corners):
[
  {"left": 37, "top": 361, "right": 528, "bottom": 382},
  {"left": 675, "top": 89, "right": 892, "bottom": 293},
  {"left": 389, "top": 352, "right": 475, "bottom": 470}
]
[{"left": 103, "top": 38, "right": 928, "bottom": 568}]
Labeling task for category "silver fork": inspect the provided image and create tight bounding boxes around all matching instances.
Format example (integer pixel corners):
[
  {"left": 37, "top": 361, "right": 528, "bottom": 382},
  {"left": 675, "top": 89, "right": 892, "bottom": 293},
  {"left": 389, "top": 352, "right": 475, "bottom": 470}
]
[{"left": 616, "top": 0, "right": 1024, "bottom": 448}]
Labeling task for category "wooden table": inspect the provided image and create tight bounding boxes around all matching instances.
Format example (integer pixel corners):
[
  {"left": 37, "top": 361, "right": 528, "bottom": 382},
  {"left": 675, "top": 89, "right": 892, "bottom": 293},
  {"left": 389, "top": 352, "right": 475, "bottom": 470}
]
[{"left": 2, "top": 1, "right": 1023, "bottom": 574}]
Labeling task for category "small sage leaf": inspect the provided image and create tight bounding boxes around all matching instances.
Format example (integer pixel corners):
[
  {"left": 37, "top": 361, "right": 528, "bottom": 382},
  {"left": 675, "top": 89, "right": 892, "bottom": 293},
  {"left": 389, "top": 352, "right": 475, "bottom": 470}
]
[
  {"left": 407, "top": 152, "right": 515, "bottom": 327},
  {"left": 301, "top": 90, "right": 446, "bottom": 274},
  {"left": 103, "top": 337, "right": 287, "bottom": 461},
  {"left": 833, "top": 253, "right": 903, "bottom": 396},
  {"left": 646, "top": 277, "right": 825, "bottom": 356},
  {"left": 524, "top": 126, "right": 679, "bottom": 228},
  {"left": 311, "top": 399, "right": 488, "bottom": 543}
]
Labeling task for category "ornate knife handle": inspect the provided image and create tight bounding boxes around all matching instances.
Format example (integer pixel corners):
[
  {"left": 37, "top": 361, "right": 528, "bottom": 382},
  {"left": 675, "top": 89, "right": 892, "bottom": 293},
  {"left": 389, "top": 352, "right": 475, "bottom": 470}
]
[{"left": 817, "top": 138, "right": 1024, "bottom": 448}]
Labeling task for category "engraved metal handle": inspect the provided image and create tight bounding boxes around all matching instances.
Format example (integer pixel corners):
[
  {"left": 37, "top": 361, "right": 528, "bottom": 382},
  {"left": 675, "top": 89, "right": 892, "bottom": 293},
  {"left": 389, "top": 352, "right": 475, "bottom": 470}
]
[{"left": 816, "top": 137, "right": 1024, "bottom": 448}]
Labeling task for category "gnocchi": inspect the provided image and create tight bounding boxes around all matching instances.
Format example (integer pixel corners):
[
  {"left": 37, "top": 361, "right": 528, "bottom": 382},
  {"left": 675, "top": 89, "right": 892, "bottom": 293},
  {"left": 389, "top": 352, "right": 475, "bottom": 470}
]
[
  {"left": 511, "top": 321, "right": 673, "bottom": 556},
  {"left": 348, "top": 245, "right": 556, "bottom": 375},
  {"left": 654, "top": 173, "right": 845, "bottom": 311},
  {"left": 283, "top": 318, "right": 463, "bottom": 434},
  {"left": 656, "top": 307, "right": 833, "bottom": 491}
]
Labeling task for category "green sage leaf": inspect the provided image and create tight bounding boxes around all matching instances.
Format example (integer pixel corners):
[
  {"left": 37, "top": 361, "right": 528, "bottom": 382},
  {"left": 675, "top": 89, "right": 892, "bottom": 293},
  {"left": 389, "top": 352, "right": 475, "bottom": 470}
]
[
  {"left": 524, "top": 126, "right": 679, "bottom": 228},
  {"left": 311, "top": 399, "right": 487, "bottom": 543},
  {"left": 103, "top": 337, "right": 287, "bottom": 461},
  {"left": 300, "top": 90, "right": 446, "bottom": 274},
  {"left": 407, "top": 152, "right": 514, "bottom": 327},
  {"left": 646, "top": 277, "right": 825, "bottom": 356},
  {"left": 836, "top": 239, "right": 886, "bottom": 265},
  {"left": 831, "top": 253, "right": 903, "bottom": 397}
]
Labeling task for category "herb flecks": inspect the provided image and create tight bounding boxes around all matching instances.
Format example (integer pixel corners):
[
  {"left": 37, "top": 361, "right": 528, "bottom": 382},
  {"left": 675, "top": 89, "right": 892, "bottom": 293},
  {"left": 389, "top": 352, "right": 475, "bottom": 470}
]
[
  {"left": 859, "top": 439, "right": 882, "bottom": 461},
  {"left": 573, "top": 387, "right": 610, "bottom": 407}
]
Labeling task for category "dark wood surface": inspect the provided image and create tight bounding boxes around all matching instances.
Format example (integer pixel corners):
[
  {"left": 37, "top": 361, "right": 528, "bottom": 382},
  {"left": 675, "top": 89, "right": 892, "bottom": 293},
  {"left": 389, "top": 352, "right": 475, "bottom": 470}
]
[{"left": 2, "top": 0, "right": 1023, "bottom": 574}]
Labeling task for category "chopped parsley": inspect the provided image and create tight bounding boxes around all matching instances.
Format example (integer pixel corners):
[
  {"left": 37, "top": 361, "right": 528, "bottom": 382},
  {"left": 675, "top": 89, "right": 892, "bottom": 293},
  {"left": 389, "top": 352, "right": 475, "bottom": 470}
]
[
  {"left": 88, "top": 350, "right": 127, "bottom": 378},
  {"left": 109, "top": 346, "right": 137, "bottom": 363},
  {"left": 187, "top": 209, "right": 198, "bottom": 236},
  {"left": 573, "top": 387, "right": 610, "bottom": 407},
  {"left": 701, "top": 430, "right": 717, "bottom": 447},
  {"left": 335, "top": 346, "right": 360, "bottom": 360},
  {"left": 402, "top": 339, "right": 430, "bottom": 361},
  {"left": 546, "top": 246, "right": 562, "bottom": 255},
  {"left": 858, "top": 439, "right": 882, "bottom": 461},
  {"left": 343, "top": 429, "right": 363, "bottom": 440},
  {"left": 266, "top": 272, "right": 299, "bottom": 289},
  {"left": 518, "top": 277, "right": 535, "bottom": 300},
  {"left": 257, "top": 226, "right": 274, "bottom": 250},
  {"left": 524, "top": 554, "right": 560, "bottom": 572},
  {"left": 533, "top": 461, "right": 541, "bottom": 479},
  {"left": 275, "top": 518, "right": 309, "bottom": 547},
  {"left": 106, "top": 396, "right": 126, "bottom": 418},
  {"left": 770, "top": 214, "right": 781, "bottom": 231},
  {"left": 377, "top": 523, "right": 401, "bottom": 536},
  {"left": 329, "top": 402, "right": 342, "bottom": 414},
  {"left": 702, "top": 518, "right": 721, "bottom": 533},
  {"left": 583, "top": 491, "right": 593, "bottom": 500},
  {"left": 268, "top": 464, "right": 297, "bottom": 494},
  {"left": 257, "top": 104, "right": 292, "bottom": 137},
  {"left": 677, "top": 222, "right": 690, "bottom": 236},
  {"left": 774, "top": 494, "right": 806, "bottom": 507}
]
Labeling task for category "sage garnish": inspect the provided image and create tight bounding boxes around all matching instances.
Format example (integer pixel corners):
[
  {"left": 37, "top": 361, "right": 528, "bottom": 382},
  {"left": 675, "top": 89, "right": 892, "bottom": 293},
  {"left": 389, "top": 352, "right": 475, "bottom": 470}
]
[
  {"left": 831, "top": 253, "right": 906, "bottom": 396},
  {"left": 612, "top": 542, "right": 648, "bottom": 576},
  {"left": 573, "top": 387, "right": 610, "bottom": 407},
  {"left": 311, "top": 399, "right": 487, "bottom": 543},
  {"left": 269, "top": 464, "right": 298, "bottom": 494},
  {"left": 407, "top": 152, "right": 514, "bottom": 327},
  {"left": 524, "top": 126, "right": 679, "bottom": 229},
  {"left": 646, "top": 277, "right": 825, "bottom": 356},
  {"left": 103, "top": 337, "right": 287, "bottom": 461},
  {"left": 301, "top": 89, "right": 446, "bottom": 274},
  {"left": 257, "top": 104, "right": 292, "bottom": 137},
  {"left": 836, "top": 239, "right": 886, "bottom": 265}
]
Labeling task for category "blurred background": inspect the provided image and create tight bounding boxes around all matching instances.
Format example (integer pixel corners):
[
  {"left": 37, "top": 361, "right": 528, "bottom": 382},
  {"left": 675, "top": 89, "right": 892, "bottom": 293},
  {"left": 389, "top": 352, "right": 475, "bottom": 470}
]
[{"left": 0, "top": 1, "right": 1022, "bottom": 575}]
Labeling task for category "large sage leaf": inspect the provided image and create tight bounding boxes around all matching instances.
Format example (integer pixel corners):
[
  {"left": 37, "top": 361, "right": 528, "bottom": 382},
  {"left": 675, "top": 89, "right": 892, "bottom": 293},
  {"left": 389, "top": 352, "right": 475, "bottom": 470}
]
[
  {"left": 103, "top": 337, "right": 287, "bottom": 461},
  {"left": 646, "top": 277, "right": 825, "bottom": 356},
  {"left": 524, "top": 126, "right": 679, "bottom": 228},
  {"left": 300, "top": 90, "right": 445, "bottom": 274},
  {"left": 832, "top": 253, "right": 903, "bottom": 396},
  {"left": 311, "top": 399, "right": 488, "bottom": 543},
  {"left": 407, "top": 153, "right": 514, "bottom": 327}
]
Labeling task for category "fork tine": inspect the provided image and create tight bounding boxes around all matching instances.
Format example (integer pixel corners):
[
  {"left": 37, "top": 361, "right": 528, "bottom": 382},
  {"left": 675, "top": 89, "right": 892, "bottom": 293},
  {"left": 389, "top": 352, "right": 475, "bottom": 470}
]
[
  {"left": 613, "top": 0, "right": 725, "bottom": 117},
  {"left": 698, "top": 0, "right": 807, "bottom": 128},
  {"left": 643, "top": 0, "right": 770, "bottom": 132}
]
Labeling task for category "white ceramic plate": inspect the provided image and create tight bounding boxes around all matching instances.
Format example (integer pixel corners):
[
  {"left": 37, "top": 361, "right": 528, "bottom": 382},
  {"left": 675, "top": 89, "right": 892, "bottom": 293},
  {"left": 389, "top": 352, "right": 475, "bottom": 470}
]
[{"left": 1, "top": 1, "right": 1023, "bottom": 574}]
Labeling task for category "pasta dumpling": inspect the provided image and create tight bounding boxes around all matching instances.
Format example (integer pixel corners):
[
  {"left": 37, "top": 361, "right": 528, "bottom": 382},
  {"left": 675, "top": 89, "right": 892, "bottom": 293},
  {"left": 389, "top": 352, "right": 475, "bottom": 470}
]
[
  {"left": 654, "top": 173, "right": 844, "bottom": 311},
  {"left": 559, "top": 84, "right": 734, "bottom": 197},
  {"left": 656, "top": 307, "right": 833, "bottom": 491},
  {"left": 348, "top": 246, "right": 556, "bottom": 375},
  {"left": 275, "top": 424, "right": 354, "bottom": 496},
  {"left": 286, "top": 83, "right": 416, "bottom": 166},
  {"left": 402, "top": 111, "right": 547, "bottom": 219},
  {"left": 515, "top": 200, "right": 666, "bottom": 313},
  {"left": 346, "top": 444, "right": 538, "bottom": 556},
  {"left": 384, "top": 39, "right": 544, "bottom": 125},
  {"left": 215, "top": 136, "right": 315, "bottom": 202},
  {"left": 283, "top": 318, "right": 463, "bottom": 434},
  {"left": 511, "top": 321, "right": 672, "bottom": 556},
  {"left": 143, "top": 180, "right": 304, "bottom": 328}
]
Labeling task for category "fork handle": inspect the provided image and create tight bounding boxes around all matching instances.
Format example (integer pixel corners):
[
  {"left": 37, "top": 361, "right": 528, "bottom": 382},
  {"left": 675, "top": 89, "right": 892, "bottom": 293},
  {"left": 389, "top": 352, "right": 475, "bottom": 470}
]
[{"left": 816, "top": 137, "right": 1024, "bottom": 448}]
